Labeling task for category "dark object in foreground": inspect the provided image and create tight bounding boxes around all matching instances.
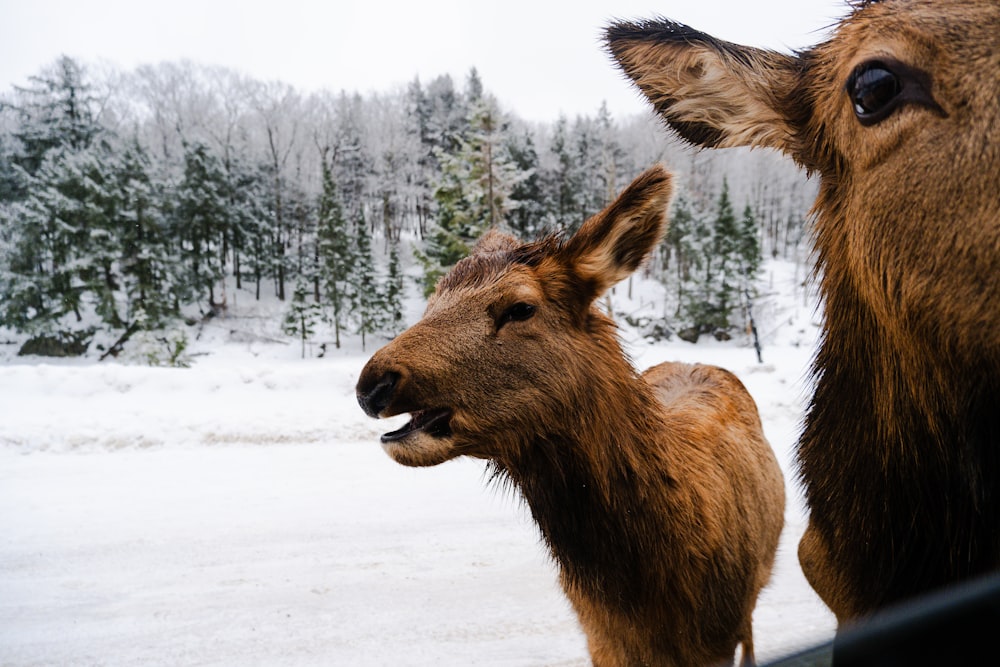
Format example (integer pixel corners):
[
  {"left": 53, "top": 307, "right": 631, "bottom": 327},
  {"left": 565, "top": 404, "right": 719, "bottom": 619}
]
[{"left": 765, "top": 573, "right": 1000, "bottom": 667}]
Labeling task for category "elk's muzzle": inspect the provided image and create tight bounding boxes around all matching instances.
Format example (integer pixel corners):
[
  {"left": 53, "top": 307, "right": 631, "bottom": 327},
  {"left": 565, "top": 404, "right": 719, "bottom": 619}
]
[{"left": 357, "top": 370, "right": 400, "bottom": 418}]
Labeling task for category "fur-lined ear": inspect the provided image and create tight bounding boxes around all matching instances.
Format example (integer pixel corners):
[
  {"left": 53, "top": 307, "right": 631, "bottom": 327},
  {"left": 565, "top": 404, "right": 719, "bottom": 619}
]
[
  {"left": 562, "top": 165, "right": 673, "bottom": 297},
  {"left": 605, "top": 19, "right": 801, "bottom": 153}
]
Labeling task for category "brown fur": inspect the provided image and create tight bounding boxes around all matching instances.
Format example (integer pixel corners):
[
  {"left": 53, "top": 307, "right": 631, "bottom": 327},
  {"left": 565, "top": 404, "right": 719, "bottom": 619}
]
[
  {"left": 606, "top": 0, "right": 1000, "bottom": 624},
  {"left": 357, "top": 166, "right": 785, "bottom": 666}
]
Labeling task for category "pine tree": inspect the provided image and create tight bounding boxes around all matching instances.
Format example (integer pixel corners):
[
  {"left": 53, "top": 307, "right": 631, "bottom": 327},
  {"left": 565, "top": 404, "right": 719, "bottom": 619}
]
[
  {"left": 417, "top": 92, "right": 523, "bottom": 296},
  {"left": 113, "top": 139, "right": 179, "bottom": 329},
  {"left": 505, "top": 128, "right": 546, "bottom": 239},
  {"left": 0, "top": 130, "right": 25, "bottom": 203},
  {"left": 349, "top": 210, "right": 379, "bottom": 351},
  {"left": 333, "top": 93, "right": 370, "bottom": 221},
  {"left": 9, "top": 56, "right": 100, "bottom": 177},
  {"left": 1, "top": 150, "right": 83, "bottom": 333},
  {"left": 2, "top": 144, "right": 119, "bottom": 333},
  {"left": 593, "top": 101, "right": 626, "bottom": 207},
  {"left": 381, "top": 242, "right": 405, "bottom": 337},
  {"left": 673, "top": 188, "right": 720, "bottom": 338},
  {"left": 710, "top": 178, "right": 740, "bottom": 330},
  {"left": 316, "top": 158, "right": 353, "bottom": 348},
  {"left": 664, "top": 193, "right": 695, "bottom": 315},
  {"left": 173, "top": 142, "right": 230, "bottom": 310},
  {"left": 0, "top": 56, "right": 109, "bottom": 337},
  {"left": 283, "top": 278, "right": 321, "bottom": 358},
  {"left": 672, "top": 180, "right": 760, "bottom": 338},
  {"left": 546, "top": 115, "right": 584, "bottom": 233},
  {"left": 738, "top": 203, "right": 763, "bottom": 283},
  {"left": 225, "top": 155, "right": 270, "bottom": 299},
  {"left": 738, "top": 203, "right": 764, "bottom": 360}
]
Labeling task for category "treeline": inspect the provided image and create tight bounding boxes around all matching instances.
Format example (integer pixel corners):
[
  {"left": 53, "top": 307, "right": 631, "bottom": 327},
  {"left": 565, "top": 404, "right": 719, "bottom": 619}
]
[{"left": 0, "top": 56, "right": 814, "bottom": 358}]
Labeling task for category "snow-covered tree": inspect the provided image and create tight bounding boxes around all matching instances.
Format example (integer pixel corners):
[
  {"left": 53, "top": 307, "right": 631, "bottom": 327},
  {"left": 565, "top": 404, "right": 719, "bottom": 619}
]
[
  {"left": 112, "top": 138, "right": 178, "bottom": 329},
  {"left": 381, "top": 242, "right": 405, "bottom": 337},
  {"left": 8, "top": 57, "right": 101, "bottom": 177},
  {"left": 283, "top": 278, "right": 322, "bottom": 358},
  {"left": 0, "top": 57, "right": 816, "bottom": 351},
  {"left": 504, "top": 127, "right": 546, "bottom": 239},
  {"left": 315, "top": 156, "right": 353, "bottom": 348},
  {"left": 172, "top": 141, "right": 229, "bottom": 310},
  {"left": 544, "top": 115, "right": 584, "bottom": 233},
  {"left": 417, "top": 92, "right": 526, "bottom": 295},
  {"left": 348, "top": 210, "right": 379, "bottom": 351},
  {"left": 709, "top": 178, "right": 740, "bottom": 328}
]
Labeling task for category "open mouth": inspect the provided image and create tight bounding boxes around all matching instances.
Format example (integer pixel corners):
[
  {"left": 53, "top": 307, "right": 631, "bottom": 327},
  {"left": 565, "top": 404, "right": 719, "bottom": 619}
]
[{"left": 381, "top": 408, "right": 453, "bottom": 443}]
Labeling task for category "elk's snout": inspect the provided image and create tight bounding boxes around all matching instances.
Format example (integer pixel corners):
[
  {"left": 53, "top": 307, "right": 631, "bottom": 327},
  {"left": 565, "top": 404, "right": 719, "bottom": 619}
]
[{"left": 356, "top": 369, "right": 400, "bottom": 418}]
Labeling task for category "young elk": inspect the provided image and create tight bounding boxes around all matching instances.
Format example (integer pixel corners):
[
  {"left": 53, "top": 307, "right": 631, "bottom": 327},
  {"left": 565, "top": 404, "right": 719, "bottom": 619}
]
[
  {"left": 357, "top": 166, "right": 785, "bottom": 667},
  {"left": 606, "top": 0, "right": 1000, "bottom": 625}
]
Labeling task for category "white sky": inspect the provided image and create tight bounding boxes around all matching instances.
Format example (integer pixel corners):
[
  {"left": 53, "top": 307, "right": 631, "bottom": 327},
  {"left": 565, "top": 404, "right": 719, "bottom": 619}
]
[{"left": 1, "top": 0, "right": 847, "bottom": 122}]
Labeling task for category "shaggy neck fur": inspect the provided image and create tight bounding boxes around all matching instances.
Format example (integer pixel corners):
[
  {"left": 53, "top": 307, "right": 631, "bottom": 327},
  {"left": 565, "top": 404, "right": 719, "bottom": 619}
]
[
  {"left": 490, "top": 325, "right": 748, "bottom": 665},
  {"left": 800, "top": 237, "right": 1000, "bottom": 613}
]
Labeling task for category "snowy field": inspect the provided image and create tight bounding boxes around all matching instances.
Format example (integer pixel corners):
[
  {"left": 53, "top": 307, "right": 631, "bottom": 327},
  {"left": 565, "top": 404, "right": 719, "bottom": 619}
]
[{"left": 0, "top": 261, "right": 836, "bottom": 666}]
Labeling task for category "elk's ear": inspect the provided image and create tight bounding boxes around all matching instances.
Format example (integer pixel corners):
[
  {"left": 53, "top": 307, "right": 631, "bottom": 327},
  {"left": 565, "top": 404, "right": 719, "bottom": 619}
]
[
  {"left": 563, "top": 165, "right": 673, "bottom": 297},
  {"left": 606, "top": 19, "right": 801, "bottom": 154}
]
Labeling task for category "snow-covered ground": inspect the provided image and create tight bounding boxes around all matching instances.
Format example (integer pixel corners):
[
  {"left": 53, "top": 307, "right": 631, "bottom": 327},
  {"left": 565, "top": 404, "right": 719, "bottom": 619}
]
[{"left": 0, "top": 260, "right": 836, "bottom": 666}]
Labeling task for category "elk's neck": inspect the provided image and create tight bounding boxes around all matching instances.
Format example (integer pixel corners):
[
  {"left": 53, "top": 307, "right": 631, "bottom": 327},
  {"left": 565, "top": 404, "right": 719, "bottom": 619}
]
[
  {"left": 493, "top": 366, "right": 679, "bottom": 608},
  {"left": 800, "top": 270, "right": 1000, "bottom": 611}
]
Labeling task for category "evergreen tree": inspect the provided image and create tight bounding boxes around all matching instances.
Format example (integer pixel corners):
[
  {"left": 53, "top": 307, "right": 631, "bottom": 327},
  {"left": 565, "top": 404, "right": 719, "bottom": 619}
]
[
  {"left": 333, "top": 93, "right": 371, "bottom": 221},
  {"left": 316, "top": 158, "right": 353, "bottom": 348},
  {"left": 592, "top": 101, "right": 626, "bottom": 207},
  {"left": 283, "top": 278, "right": 321, "bottom": 358},
  {"left": 664, "top": 193, "right": 695, "bottom": 315},
  {"left": 0, "top": 136, "right": 175, "bottom": 338},
  {"left": 381, "top": 242, "right": 405, "bottom": 337},
  {"left": 738, "top": 203, "right": 763, "bottom": 283},
  {"left": 0, "top": 55, "right": 112, "bottom": 336},
  {"left": 671, "top": 180, "right": 762, "bottom": 338},
  {"left": 9, "top": 56, "right": 100, "bottom": 177},
  {"left": 404, "top": 77, "right": 435, "bottom": 238},
  {"left": 1, "top": 150, "right": 86, "bottom": 332},
  {"left": 546, "top": 115, "right": 584, "bottom": 233},
  {"left": 0, "top": 130, "right": 26, "bottom": 203},
  {"left": 672, "top": 188, "right": 720, "bottom": 336},
  {"left": 417, "top": 93, "right": 523, "bottom": 295},
  {"left": 574, "top": 114, "right": 607, "bottom": 222},
  {"left": 465, "top": 68, "right": 484, "bottom": 105},
  {"left": 505, "top": 128, "right": 546, "bottom": 239},
  {"left": 710, "top": 178, "right": 740, "bottom": 329},
  {"left": 173, "top": 142, "right": 230, "bottom": 310},
  {"left": 112, "top": 139, "right": 178, "bottom": 329},
  {"left": 348, "top": 210, "right": 380, "bottom": 351},
  {"left": 738, "top": 203, "right": 764, "bottom": 361},
  {"left": 225, "top": 155, "right": 271, "bottom": 299}
]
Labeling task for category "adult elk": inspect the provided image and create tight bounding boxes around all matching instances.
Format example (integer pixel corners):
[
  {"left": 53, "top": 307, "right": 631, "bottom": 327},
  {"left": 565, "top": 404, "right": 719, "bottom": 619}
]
[
  {"left": 606, "top": 0, "right": 1000, "bottom": 624},
  {"left": 357, "top": 166, "right": 785, "bottom": 666}
]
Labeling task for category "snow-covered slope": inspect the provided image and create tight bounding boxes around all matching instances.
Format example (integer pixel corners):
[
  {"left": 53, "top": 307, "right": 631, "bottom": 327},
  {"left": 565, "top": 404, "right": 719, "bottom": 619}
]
[{"left": 0, "top": 259, "right": 835, "bottom": 665}]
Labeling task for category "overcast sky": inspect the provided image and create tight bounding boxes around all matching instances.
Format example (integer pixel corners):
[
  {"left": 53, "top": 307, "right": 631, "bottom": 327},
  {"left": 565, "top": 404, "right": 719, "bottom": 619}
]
[{"left": 1, "top": 0, "right": 847, "bottom": 122}]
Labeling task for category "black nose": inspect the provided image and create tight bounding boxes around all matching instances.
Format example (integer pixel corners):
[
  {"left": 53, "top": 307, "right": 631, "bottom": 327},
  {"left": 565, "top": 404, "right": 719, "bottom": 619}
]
[{"left": 357, "top": 371, "right": 400, "bottom": 418}]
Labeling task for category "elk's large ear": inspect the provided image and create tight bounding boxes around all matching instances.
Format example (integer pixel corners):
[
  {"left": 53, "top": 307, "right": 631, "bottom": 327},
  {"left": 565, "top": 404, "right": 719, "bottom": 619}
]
[
  {"left": 562, "top": 165, "right": 673, "bottom": 298},
  {"left": 606, "top": 19, "right": 802, "bottom": 155}
]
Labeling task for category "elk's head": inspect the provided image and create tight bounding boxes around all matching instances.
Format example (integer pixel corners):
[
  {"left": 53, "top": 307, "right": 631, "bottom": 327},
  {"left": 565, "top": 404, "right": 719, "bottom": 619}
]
[
  {"left": 356, "top": 166, "right": 673, "bottom": 467},
  {"left": 607, "top": 0, "right": 1000, "bottom": 353}
]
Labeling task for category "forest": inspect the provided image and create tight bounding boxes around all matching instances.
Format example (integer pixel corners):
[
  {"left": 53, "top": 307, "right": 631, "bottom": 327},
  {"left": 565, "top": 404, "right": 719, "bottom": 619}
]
[{"left": 0, "top": 56, "right": 815, "bottom": 360}]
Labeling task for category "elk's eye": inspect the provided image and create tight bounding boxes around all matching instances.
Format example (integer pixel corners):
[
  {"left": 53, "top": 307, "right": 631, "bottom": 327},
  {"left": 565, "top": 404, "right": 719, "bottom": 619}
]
[
  {"left": 847, "top": 62, "right": 902, "bottom": 125},
  {"left": 498, "top": 303, "right": 536, "bottom": 328}
]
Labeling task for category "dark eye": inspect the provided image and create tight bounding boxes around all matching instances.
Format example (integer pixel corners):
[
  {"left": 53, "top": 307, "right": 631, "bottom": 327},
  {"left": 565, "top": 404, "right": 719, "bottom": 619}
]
[
  {"left": 498, "top": 302, "right": 536, "bottom": 328},
  {"left": 847, "top": 62, "right": 902, "bottom": 125}
]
